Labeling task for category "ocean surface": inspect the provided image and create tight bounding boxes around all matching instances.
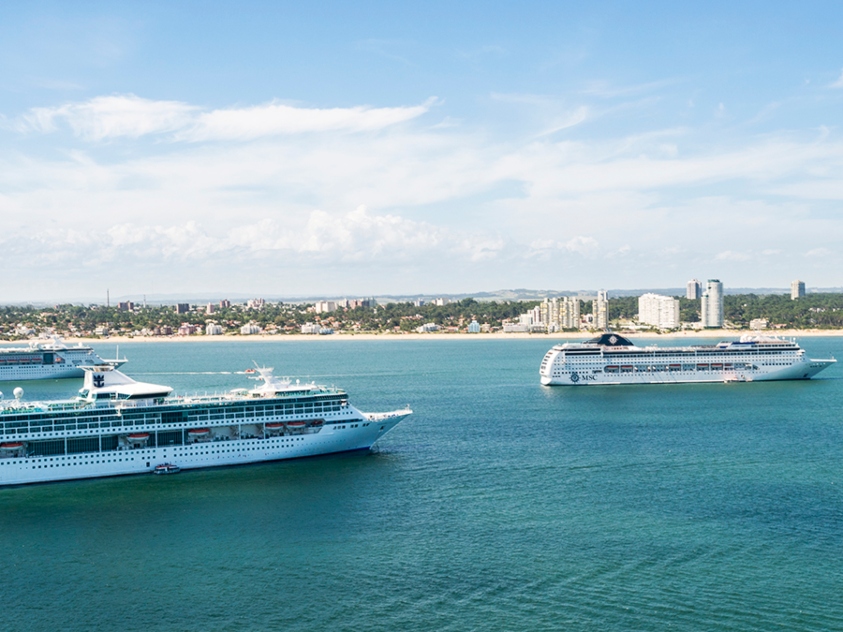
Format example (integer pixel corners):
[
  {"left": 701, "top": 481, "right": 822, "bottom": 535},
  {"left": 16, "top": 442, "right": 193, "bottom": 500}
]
[{"left": 2, "top": 337, "right": 843, "bottom": 631}]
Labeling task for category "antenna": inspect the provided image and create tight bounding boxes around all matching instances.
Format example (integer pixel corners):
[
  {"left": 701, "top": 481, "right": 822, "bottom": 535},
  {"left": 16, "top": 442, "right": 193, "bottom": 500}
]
[{"left": 107, "top": 289, "right": 110, "bottom": 307}]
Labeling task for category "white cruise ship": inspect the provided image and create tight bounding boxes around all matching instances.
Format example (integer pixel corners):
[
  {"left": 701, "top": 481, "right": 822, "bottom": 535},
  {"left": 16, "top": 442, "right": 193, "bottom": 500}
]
[
  {"left": 540, "top": 332, "right": 835, "bottom": 386},
  {"left": 0, "top": 365, "right": 411, "bottom": 486},
  {"left": 0, "top": 337, "right": 125, "bottom": 381}
]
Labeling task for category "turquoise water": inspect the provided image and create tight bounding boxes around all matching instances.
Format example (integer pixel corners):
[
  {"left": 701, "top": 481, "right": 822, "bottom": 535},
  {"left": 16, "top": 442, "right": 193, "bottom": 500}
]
[{"left": 2, "top": 337, "right": 843, "bottom": 631}]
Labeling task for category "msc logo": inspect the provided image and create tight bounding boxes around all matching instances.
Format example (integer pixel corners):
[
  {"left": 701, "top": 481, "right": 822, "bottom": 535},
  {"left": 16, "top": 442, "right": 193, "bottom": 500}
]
[
  {"left": 93, "top": 374, "right": 105, "bottom": 387},
  {"left": 570, "top": 371, "right": 596, "bottom": 384}
]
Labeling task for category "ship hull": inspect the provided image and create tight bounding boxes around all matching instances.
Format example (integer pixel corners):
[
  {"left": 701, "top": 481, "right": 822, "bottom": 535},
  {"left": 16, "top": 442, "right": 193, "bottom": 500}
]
[
  {"left": 0, "top": 412, "right": 409, "bottom": 486},
  {"left": 540, "top": 358, "right": 835, "bottom": 386}
]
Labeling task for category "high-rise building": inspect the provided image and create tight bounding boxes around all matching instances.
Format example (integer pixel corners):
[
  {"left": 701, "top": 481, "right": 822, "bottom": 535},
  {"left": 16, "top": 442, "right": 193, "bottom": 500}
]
[
  {"left": 686, "top": 279, "right": 702, "bottom": 300},
  {"left": 593, "top": 290, "right": 609, "bottom": 330},
  {"left": 541, "top": 297, "right": 581, "bottom": 331},
  {"left": 701, "top": 280, "right": 724, "bottom": 328},
  {"left": 791, "top": 280, "right": 806, "bottom": 300},
  {"left": 638, "top": 293, "right": 680, "bottom": 329}
]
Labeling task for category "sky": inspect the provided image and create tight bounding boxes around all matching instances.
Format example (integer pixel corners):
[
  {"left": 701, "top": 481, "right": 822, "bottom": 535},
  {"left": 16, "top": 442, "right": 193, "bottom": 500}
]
[{"left": 1, "top": 1, "right": 843, "bottom": 302}]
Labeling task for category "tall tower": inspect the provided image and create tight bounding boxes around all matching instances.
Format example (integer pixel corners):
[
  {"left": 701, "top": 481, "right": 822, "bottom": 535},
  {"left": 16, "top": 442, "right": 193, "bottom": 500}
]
[
  {"left": 593, "top": 290, "right": 609, "bottom": 330},
  {"left": 791, "top": 280, "right": 806, "bottom": 300},
  {"left": 701, "top": 280, "right": 724, "bottom": 328},
  {"left": 686, "top": 279, "right": 702, "bottom": 300}
]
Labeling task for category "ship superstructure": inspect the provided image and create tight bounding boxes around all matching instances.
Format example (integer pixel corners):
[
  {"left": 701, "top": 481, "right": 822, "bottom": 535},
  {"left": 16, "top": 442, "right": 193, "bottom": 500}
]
[
  {"left": 0, "top": 365, "right": 411, "bottom": 486},
  {"left": 0, "top": 337, "right": 125, "bottom": 381},
  {"left": 540, "top": 333, "right": 835, "bottom": 386}
]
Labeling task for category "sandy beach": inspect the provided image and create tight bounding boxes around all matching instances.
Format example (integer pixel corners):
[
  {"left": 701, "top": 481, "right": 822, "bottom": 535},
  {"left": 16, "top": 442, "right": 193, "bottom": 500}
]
[{"left": 68, "top": 329, "right": 843, "bottom": 344}]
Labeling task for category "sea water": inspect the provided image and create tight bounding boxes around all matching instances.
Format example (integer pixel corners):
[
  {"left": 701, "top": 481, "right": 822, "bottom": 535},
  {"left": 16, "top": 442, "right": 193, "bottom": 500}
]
[{"left": 1, "top": 337, "right": 842, "bottom": 631}]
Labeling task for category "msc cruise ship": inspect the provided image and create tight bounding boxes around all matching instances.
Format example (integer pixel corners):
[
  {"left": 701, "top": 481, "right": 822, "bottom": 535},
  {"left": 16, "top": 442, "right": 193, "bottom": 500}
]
[
  {"left": 540, "top": 333, "right": 835, "bottom": 386},
  {"left": 0, "top": 365, "right": 411, "bottom": 486}
]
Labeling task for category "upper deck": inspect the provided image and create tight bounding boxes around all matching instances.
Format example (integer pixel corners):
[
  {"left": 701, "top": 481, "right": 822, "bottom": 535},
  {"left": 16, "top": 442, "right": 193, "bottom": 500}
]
[{"left": 553, "top": 333, "right": 802, "bottom": 357}]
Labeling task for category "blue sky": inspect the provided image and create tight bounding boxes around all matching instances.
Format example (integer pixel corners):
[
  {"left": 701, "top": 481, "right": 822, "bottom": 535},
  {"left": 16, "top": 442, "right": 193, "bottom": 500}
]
[{"left": 2, "top": 1, "right": 843, "bottom": 301}]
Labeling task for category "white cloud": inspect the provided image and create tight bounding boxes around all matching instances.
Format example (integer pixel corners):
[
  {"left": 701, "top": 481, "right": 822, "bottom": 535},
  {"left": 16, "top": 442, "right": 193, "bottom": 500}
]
[
  {"left": 829, "top": 69, "right": 843, "bottom": 88},
  {"left": 715, "top": 250, "right": 751, "bottom": 262},
  {"left": 564, "top": 236, "right": 599, "bottom": 255},
  {"left": 19, "top": 94, "right": 198, "bottom": 140},
  {"left": 15, "top": 94, "right": 436, "bottom": 141},
  {"left": 183, "top": 99, "right": 436, "bottom": 141},
  {"left": 805, "top": 247, "right": 833, "bottom": 258}
]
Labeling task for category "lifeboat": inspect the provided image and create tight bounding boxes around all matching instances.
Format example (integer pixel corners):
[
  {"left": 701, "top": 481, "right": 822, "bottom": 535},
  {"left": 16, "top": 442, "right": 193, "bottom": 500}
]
[
  {"left": 265, "top": 422, "right": 284, "bottom": 430},
  {"left": 127, "top": 433, "right": 150, "bottom": 441},
  {"left": 0, "top": 442, "right": 24, "bottom": 451},
  {"left": 244, "top": 368, "right": 256, "bottom": 374},
  {"left": 310, "top": 420, "right": 324, "bottom": 427},
  {"left": 287, "top": 421, "right": 306, "bottom": 430},
  {"left": 153, "top": 463, "right": 181, "bottom": 475},
  {"left": 187, "top": 428, "right": 211, "bottom": 437}
]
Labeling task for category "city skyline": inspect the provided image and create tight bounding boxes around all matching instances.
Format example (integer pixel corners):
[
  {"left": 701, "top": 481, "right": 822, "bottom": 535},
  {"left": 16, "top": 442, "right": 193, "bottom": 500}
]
[{"left": 2, "top": 2, "right": 843, "bottom": 302}]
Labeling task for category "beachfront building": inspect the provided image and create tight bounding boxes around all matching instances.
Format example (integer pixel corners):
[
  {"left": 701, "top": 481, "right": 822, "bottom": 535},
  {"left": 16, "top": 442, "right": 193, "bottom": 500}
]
[
  {"left": 205, "top": 322, "right": 223, "bottom": 336},
  {"left": 686, "top": 279, "right": 702, "bottom": 300},
  {"left": 540, "top": 297, "right": 581, "bottom": 331},
  {"left": 467, "top": 320, "right": 481, "bottom": 333},
  {"left": 791, "top": 280, "right": 806, "bottom": 300},
  {"left": 240, "top": 323, "right": 261, "bottom": 335},
  {"left": 301, "top": 322, "right": 321, "bottom": 334},
  {"left": 638, "top": 293, "right": 680, "bottom": 329},
  {"left": 701, "top": 280, "right": 724, "bottom": 328},
  {"left": 593, "top": 290, "right": 609, "bottom": 330}
]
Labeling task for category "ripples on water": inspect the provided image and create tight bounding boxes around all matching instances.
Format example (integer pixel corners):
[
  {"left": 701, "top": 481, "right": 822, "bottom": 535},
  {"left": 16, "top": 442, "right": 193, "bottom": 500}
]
[{"left": 2, "top": 338, "right": 843, "bottom": 631}]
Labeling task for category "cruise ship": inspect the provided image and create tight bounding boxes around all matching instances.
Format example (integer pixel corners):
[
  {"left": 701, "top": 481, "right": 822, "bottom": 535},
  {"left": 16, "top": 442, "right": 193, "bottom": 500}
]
[
  {"left": 0, "top": 337, "right": 125, "bottom": 381},
  {"left": 0, "top": 365, "right": 411, "bottom": 486},
  {"left": 540, "top": 332, "right": 835, "bottom": 386}
]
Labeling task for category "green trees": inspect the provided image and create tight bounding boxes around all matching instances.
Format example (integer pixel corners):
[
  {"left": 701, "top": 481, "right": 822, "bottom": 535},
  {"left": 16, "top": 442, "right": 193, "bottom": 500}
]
[{"left": 1, "top": 293, "right": 843, "bottom": 338}]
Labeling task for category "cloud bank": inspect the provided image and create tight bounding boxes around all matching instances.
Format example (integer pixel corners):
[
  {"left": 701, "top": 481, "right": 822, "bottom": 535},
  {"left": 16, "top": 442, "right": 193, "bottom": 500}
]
[{"left": 2, "top": 90, "right": 843, "bottom": 299}]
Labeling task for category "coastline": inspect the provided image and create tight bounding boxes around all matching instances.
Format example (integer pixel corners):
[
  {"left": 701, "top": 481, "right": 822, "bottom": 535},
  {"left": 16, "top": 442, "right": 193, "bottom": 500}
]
[{"left": 60, "top": 329, "right": 843, "bottom": 344}]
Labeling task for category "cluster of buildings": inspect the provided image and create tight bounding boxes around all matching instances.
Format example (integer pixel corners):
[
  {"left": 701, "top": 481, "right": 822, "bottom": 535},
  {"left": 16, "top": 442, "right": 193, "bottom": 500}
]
[
  {"left": 313, "top": 298, "right": 374, "bottom": 314},
  {"left": 504, "top": 296, "right": 593, "bottom": 333},
  {"left": 501, "top": 277, "right": 810, "bottom": 334}
]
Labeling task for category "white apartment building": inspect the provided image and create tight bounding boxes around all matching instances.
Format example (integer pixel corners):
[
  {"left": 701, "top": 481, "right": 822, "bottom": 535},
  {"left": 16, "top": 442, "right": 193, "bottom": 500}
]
[
  {"left": 540, "top": 297, "right": 581, "bottom": 331},
  {"left": 205, "top": 323, "right": 223, "bottom": 336},
  {"left": 314, "top": 301, "right": 337, "bottom": 314},
  {"left": 593, "top": 290, "right": 609, "bottom": 330},
  {"left": 701, "top": 280, "right": 724, "bottom": 328},
  {"left": 638, "top": 293, "right": 680, "bottom": 329},
  {"left": 686, "top": 279, "right": 702, "bottom": 300}
]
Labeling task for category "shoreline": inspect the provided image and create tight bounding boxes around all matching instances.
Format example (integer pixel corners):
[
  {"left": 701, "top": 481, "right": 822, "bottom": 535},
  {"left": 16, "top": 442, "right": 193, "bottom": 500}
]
[{"left": 46, "top": 329, "right": 843, "bottom": 344}]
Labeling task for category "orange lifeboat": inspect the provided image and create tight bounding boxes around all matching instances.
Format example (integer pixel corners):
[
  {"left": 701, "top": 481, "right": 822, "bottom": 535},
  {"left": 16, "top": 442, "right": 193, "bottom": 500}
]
[
  {"left": 187, "top": 428, "right": 211, "bottom": 437},
  {"left": 128, "top": 433, "right": 150, "bottom": 441},
  {"left": 287, "top": 421, "right": 306, "bottom": 430},
  {"left": 0, "top": 442, "right": 24, "bottom": 450}
]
